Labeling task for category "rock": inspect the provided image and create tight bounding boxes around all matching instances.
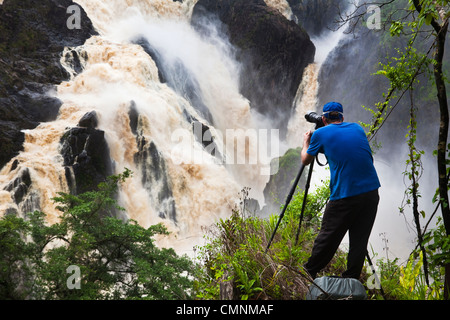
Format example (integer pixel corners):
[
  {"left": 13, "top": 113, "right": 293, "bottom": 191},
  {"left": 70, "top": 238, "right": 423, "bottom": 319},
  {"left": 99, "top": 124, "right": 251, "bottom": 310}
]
[
  {"left": 192, "top": 0, "right": 315, "bottom": 134},
  {"left": 4, "top": 167, "right": 32, "bottom": 205},
  {"left": 287, "top": 0, "right": 347, "bottom": 37},
  {"left": 182, "top": 108, "right": 224, "bottom": 163},
  {"left": 59, "top": 127, "right": 113, "bottom": 195},
  {"left": 3, "top": 167, "right": 41, "bottom": 215},
  {"left": 0, "top": 121, "right": 25, "bottom": 170},
  {"left": 129, "top": 102, "right": 177, "bottom": 223},
  {"left": 0, "top": 0, "right": 97, "bottom": 170},
  {"left": 134, "top": 37, "right": 214, "bottom": 125},
  {"left": 135, "top": 137, "right": 177, "bottom": 222},
  {"left": 128, "top": 100, "right": 139, "bottom": 135},
  {"left": 192, "top": 120, "right": 223, "bottom": 163},
  {"left": 78, "top": 111, "right": 98, "bottom": 128}
]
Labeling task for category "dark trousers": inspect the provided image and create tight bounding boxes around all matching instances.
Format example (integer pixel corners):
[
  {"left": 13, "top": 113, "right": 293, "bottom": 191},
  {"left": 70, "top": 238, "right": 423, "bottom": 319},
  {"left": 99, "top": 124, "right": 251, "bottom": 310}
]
[{"left": 304, "top": 189, "right": 379, "bottom": 279}]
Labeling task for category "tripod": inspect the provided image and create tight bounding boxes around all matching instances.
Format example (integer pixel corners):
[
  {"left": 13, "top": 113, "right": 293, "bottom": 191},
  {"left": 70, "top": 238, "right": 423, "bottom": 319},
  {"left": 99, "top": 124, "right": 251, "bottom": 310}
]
[
  {"left": 265, "top": 122, "right": 325, "bottom": 253},
  {"left": 265, "top": 156, "right": 316, "bottom": 254}
]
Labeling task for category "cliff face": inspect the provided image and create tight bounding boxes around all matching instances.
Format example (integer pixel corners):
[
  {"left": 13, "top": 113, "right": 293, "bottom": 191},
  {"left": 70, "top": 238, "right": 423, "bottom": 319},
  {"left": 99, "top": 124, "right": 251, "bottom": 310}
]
[
  {"left": 0, "top": 0, "right": 96, "bottom": 169},
  {"left": 287, "top": 0, "right": 347, "bottom": 36},
  {"left": 191, "top": 0, "right": 315, "bottom": 134}
]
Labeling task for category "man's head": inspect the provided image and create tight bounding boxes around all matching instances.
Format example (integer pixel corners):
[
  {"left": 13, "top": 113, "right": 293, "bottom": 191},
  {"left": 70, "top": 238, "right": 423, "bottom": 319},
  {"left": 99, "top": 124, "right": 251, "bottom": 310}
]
[{"left": 322, "top": 102, "right": 344, "bottom": 125}]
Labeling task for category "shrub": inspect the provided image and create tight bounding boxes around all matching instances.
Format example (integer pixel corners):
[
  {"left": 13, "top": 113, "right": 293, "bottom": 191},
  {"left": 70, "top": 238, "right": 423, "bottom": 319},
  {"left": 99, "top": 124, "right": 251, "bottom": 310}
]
[
  {"left": 194, "top": 181, "right": 348, "bottom": 300},
  {"left": 0, "top": 169, "right": 194, "bottom": 300}
]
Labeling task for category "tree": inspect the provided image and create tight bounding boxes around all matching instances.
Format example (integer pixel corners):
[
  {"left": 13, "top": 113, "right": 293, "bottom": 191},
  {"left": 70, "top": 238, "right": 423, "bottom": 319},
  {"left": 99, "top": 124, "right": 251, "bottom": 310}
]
[
  {"left": 0, "top": 169, "right": 194, "bottom": 299},
  {"left": 336, "top": 0, "right": 449, "bottom": 298},
  {"left": 0, "top": 214, "right": 35, "bottom": 299}
]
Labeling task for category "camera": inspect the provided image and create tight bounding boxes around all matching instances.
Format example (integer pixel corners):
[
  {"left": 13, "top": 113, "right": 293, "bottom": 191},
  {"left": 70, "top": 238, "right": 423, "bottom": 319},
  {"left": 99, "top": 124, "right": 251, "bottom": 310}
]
[{"left": 304, "top": 111, "right": 324, "bottom": 129}]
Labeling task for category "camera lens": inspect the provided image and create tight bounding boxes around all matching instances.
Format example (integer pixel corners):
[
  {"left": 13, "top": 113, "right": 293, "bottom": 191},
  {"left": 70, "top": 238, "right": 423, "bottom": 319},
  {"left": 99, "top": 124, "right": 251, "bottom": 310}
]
[{"left": 305, "top": 112, "right": 324, "bottom": 129}]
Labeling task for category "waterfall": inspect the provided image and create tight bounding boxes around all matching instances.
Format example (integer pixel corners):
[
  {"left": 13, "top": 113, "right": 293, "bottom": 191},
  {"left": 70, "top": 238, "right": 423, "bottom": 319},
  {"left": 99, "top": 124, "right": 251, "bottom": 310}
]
[
  {"left": 286, "top": 26, "right": 349, "bottom": 149},
  {"left": 59, "top": 6, "right": 249, "bottom": 253},
  {"left": 264, "top": 0, "right": 295, "bottom": 21},
  {"left": 286, "top": 63, "right": 320, "bottom": 148},
  {"left": 0, "top": 0, "right": 289, "bottom": 255},
  {"left": 0, "top": 0, "right": 353, "bottom": 256}
]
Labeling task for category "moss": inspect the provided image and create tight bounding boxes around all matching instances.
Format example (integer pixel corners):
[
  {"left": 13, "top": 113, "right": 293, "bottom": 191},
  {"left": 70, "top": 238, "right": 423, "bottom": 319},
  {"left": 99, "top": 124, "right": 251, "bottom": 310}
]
[
  {"left": 279, "top": 147, "right": 302, "bottom": 170},
  {"left": 263, "top": 147, "right": 305, "bottom": 213}
]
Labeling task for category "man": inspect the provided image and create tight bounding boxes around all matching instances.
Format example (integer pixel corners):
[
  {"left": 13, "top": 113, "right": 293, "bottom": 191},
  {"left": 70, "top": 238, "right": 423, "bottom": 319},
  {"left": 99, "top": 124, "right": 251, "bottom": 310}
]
[{"left": 301, "top": 102, "right": 381, "bottom": 280}]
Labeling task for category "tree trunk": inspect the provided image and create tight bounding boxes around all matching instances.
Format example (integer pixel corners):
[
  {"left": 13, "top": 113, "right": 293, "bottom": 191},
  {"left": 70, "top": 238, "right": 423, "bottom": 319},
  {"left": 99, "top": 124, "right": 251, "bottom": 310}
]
[
  {"left": 445, "top": 263, "right": 450, "bottom": 300},
  {"left": 412, "top": 0, "right": 449, "bottom": 298},
  {"left": 219, "top": 272, "right": 235, "bottom": 300},
  {"left": 433, "top": 20, "right": 450, "bottom": 236},
  {"left": 433, "top": 17, "right": 449, "bottom": 301}
]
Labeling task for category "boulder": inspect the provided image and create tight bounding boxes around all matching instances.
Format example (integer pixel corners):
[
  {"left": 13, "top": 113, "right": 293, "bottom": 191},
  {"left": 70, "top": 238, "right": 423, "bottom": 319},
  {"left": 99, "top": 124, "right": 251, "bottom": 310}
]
[
  {"left": 59, "top": 125, "right": 113, "bottom": 196},
  {"left": 182, "top": 108, "right": 224, "bottom": 163},
  {"left": 78, "top": 110, "right": 98, "bottom": 128},
  {"left": 4, "top": 167, "right": 32, "bottom": 206},
  {"left": 2, "top": 167, "right": 41, "bottom": 216}
]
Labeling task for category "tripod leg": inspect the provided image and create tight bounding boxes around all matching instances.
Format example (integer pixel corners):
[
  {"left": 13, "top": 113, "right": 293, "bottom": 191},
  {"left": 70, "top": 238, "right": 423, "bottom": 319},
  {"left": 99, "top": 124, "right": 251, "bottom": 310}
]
[
  {"left": 295, "top": 160, "right": 315, "bottom": 245},
  {"left": 265, "top": 163, "right": 306, "bottom": 253}
]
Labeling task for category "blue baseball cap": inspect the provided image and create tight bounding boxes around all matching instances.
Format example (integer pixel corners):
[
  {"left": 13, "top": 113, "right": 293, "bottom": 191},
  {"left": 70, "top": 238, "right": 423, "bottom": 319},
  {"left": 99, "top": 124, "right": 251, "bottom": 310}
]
[{"left": 322, "top": 102, "right": 343, "bottom": 119}]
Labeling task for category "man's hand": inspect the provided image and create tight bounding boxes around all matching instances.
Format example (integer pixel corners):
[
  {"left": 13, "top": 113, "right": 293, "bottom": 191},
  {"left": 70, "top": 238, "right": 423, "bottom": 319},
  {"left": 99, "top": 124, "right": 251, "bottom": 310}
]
[
  {"left": 303, "top": 130, "right": 312, "bottom": 148},
  {"left": 301, "top": 130, "right": 314, "bottom": 165}
]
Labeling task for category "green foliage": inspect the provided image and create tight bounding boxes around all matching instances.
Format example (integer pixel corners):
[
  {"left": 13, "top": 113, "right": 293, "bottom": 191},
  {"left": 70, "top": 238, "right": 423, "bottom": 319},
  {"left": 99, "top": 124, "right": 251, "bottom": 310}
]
[
  {"left": 0, "top": 214, "right": 35, "bottom": 299},
  {"left": 397, "top": 252, "right": 438, "bottom": 299},
  {"left": 376, "top": 251, "right": 444, "bottom": 300},
  {"left": 423, "top": 217, "right": 450, "bottom": 279},
  {"left": 0, "top": 169, "right": 194, "bottom": 300},
  {"left": 372, "top": 215, "right": 449, "bottom": 300},
  {"left": 361, "top": 0, "right": 446, "bottom": 141},
  {"left": 358, "top": 0, "right": 450, "bottom": 300},
  {"left": 263, "top": 147, "right": 305, "bottom": 210},
  {"left": 194, "top": 181, "right": 349, "bottom": 300},
  {"left": 364, "top": 43, "right": 432, "bottom": 140}
]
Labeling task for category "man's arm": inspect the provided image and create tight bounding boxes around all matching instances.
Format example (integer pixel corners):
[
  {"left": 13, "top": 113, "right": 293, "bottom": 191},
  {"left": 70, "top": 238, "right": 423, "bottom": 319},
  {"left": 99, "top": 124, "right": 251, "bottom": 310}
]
[{"left": 301, "top": 130, "right": 314, "bottom": 165}]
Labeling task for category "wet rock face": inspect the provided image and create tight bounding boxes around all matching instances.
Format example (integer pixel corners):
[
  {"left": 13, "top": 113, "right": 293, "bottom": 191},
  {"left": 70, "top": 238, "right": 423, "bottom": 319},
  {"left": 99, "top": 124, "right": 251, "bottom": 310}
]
[
  {"left": 128, "top": 102, "right": 177, "bottom": 223},
  {"left": 3, "top": 167, "right": 41, "bottom": 215},
  {"left": 60, "top": 112, "right": 113, "bottom": 196},
  {"left": 4, "top": 167, "right": 32, "bottom": 205},
  {"left": 191, "top": 0, "right": 315, "bottom": 134},
  {"left": 0, "top": 0, "right": 97, "bottom": 170},
  {"left": 287, "top": 0, "right": 347, "bottom": 37},
  {"left": 78, "top": 111, "right": 98, "bottom": 129},
  {"left": 134, "top": 137, "right": 177, "bottom": 222},
  {"left": 133, "top": 37, "right": 214, "bottom": 125}
]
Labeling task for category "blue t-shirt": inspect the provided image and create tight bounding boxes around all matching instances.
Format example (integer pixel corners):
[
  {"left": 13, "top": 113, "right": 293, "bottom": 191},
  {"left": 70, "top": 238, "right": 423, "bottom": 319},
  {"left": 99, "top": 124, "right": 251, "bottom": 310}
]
[{"left": 307, "top": 122, "right": 380, "bottom": 200}]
